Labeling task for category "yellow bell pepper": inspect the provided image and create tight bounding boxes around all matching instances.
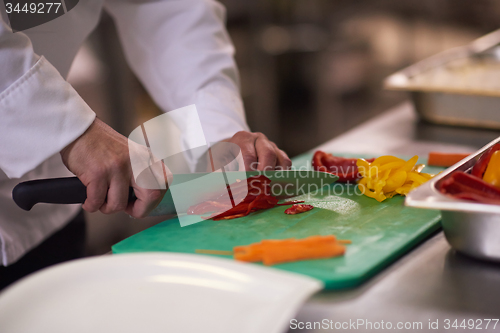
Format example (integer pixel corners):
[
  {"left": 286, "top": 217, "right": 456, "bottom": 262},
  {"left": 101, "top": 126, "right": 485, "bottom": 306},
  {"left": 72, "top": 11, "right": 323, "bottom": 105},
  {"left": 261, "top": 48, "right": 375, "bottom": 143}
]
[
  {"left": 483, "top": 150, "right": 500, "bottom": 188},
  {"left": 356, "top": 155, "right": 435, "bottom": 202},
  {"left": 383, "top": 169, "right": 407, "bottom": 192}
]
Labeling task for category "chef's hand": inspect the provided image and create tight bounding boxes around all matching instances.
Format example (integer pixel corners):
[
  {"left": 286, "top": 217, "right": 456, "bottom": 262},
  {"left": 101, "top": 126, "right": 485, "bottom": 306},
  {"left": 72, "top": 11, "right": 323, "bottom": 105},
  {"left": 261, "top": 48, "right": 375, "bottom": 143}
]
[
  {"left": 224, "top": 131, "right": 292, "bottom": 171},
  {"left": 60, "top": 118, "right": 166, "bottom": 218}
]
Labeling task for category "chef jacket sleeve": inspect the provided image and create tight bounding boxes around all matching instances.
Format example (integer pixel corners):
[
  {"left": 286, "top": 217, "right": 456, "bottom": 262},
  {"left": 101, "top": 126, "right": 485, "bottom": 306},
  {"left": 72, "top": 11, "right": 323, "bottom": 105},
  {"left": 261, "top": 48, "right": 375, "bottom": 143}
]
[
  {"left": 0, "top": 18, "right": 96, "bottom": 178},
  {"left": 103, "top": 0, "right": 250, "bottom": 147}
]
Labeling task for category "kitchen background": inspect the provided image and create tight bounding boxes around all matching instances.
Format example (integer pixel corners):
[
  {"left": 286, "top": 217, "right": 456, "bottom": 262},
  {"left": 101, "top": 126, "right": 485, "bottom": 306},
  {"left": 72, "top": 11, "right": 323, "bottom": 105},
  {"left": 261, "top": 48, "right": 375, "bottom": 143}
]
[{"left": 66, "top": 0, "right": 500, "bottom": 255}]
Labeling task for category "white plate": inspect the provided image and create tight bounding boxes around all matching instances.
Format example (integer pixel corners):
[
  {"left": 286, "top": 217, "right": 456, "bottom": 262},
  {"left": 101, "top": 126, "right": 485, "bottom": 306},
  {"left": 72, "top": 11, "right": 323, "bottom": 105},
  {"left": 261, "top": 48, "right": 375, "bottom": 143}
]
[{"left": 0, "top": 253, "right": 322, "bottom": 333}]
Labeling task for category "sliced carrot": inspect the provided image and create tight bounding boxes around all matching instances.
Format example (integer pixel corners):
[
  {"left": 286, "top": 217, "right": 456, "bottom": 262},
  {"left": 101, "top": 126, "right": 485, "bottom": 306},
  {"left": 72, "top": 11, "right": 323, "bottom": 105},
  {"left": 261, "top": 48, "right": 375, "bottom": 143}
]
[
  {"left": 262, "top": 243, "right": 345, "bottom": 265},
  {"left": 428, "top": 152, "right": 469, "bottom": 167},
  {"left": 234, "top": 242, "right": 268, "bottom": 262},
  {"left": 233, "top": 235, "right": 348, "bottom": 265}
]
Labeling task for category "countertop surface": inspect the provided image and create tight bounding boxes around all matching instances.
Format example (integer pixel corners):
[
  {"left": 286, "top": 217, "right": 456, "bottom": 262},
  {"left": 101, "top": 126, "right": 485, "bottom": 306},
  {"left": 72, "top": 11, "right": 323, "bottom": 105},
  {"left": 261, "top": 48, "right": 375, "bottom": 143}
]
[{"left": 287, "top": 102, "right": 500, "bottom": 333}]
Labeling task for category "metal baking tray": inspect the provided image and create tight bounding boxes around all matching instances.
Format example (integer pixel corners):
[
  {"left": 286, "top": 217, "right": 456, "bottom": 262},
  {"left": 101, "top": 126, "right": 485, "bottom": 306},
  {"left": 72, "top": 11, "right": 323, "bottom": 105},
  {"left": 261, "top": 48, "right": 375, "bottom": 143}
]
[
  {"left": 385, "top": 29, "right": 500, "bottom": 129},
  {"left": 406, "top": 137, "right": 500, "bottom": 262}
]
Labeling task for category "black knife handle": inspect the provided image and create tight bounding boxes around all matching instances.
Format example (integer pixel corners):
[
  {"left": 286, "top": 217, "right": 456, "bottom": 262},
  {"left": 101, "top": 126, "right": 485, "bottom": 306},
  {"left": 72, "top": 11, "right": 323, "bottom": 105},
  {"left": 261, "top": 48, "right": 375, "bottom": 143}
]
[{"left": 12, "top": 177, "right": 136, "bottom": 211}]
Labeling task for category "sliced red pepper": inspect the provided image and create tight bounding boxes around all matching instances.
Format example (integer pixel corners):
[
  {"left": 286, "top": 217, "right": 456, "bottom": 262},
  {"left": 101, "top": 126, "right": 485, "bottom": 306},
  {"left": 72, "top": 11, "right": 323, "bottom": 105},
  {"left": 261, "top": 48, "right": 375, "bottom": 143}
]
[
  {"left": 284, "top": 204, "right": 314, "bottom": 215},
  {"left": 312, "top": 151, "right": 374, "bottom": 183},
  {"left": 471, "top": 143, "right": 500, "bottom": 178},
  {"left": 245, "top": 193, "right": 277, "bottom": 212},
  {"left": 438, "top": 171, "right": 500, "bottom": 204},
  {"left": 188, "top": 175, "right": 303, "bottom": 221},
  {"left": 212, "top": 194, "right": 278, "bottom": 221}
]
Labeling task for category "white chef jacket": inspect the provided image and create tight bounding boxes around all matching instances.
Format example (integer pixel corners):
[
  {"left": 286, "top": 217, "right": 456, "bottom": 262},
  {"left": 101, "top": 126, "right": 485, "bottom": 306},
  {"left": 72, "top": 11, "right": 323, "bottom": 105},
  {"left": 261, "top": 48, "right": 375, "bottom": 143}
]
[{"left": 0, "top": 0, "right": 249, "bottom": 266}]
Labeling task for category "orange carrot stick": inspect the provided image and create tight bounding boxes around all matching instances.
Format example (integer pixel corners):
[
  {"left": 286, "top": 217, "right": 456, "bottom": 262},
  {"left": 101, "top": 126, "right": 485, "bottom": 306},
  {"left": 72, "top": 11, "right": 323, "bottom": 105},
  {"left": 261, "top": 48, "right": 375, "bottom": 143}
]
[
  {"left": 234, "top": 235, "right": 348, "bottom": 265},
  {"left": 428, "top": 152, "right": 469, "bottom": 167},
  {"left": 262, "top": 243, "right": 345, "bottom": 265},
  {"left": 234, "top": 243, "right": 264, "bottom": 262}
]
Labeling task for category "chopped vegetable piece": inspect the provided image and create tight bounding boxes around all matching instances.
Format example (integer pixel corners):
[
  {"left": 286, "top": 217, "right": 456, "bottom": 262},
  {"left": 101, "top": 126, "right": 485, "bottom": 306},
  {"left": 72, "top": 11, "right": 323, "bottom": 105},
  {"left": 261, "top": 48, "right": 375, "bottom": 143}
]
[
  {"left": 428, "top": 152, "right": 470, "bottom": 167},
  {"left": 312, "top": 151, "right": 374, "bottom": 182},
  {"left": 284, "top": 204, "right": 314, "bottom": 215},
  {"left": 471, "top": 143, "right": 500, "bottom": 178},
  {"left": 482, "top": 150, "right": 500, "bottom": 188},
  {"left": 187, "top": 175, "right": 300, "bottom": 221},
  {"left": 357, "top": 155, "right": 435, "bottom": 202},
  {"left": 234, "top": 235, "right": 347, "bottom": 265},
  {"left": 438, "top": 171, "right": 500, "bottom": 204}
]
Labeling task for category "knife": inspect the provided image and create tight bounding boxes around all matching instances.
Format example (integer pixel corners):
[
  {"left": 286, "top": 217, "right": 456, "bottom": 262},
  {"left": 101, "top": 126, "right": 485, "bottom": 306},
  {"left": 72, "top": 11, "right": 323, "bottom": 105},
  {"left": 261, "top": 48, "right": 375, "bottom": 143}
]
[{"left": 12, "top": 170, "right": 338, "bottom": 216}]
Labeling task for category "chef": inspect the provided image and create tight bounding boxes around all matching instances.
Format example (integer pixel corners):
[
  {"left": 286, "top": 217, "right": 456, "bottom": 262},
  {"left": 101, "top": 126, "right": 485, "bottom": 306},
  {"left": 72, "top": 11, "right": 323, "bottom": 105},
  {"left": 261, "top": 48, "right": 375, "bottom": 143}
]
[{"left": 0, "top": 0, "right": 291, "bottom": 289}]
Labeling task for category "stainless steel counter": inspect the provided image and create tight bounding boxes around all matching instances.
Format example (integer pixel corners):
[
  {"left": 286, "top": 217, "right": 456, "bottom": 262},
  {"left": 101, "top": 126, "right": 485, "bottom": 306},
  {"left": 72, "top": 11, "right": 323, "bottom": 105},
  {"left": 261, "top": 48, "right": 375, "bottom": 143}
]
[{"left": 288, "top": 102, "right": 500, "bottom": 332}]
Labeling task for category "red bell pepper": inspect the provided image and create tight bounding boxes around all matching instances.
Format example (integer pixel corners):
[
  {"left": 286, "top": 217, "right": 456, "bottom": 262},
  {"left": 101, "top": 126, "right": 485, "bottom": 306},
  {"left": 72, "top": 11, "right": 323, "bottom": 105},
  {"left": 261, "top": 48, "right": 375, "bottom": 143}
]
[
  {"left": 312, "top": 151, "right": 374, "bottom": 183},
  {"left": 284, "top": 204, "right": 314, "bottom": 215},
  {"left": 187, "top": 175, "right": 304, "bottom": 221},
  {"left": 438, "top": 171, "right": 500, "bottom": 204}
]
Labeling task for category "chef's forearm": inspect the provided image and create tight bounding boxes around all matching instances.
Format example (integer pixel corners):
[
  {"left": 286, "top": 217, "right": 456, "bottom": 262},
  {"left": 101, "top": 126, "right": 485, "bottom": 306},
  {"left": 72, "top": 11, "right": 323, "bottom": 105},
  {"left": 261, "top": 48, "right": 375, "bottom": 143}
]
[{"left": 0, "top": 19, "right": 95, "bottom": 178}]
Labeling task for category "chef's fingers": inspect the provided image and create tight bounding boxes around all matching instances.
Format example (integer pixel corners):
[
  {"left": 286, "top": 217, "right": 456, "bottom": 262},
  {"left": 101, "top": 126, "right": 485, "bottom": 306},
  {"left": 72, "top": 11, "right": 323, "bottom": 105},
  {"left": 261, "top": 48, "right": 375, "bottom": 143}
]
[
  {"left": 125, "top": 172, "right": 165, "bottom": 218},
  {"left": 255, "top": 134, "right": 277, "bottom": 171},
  {"left": 100, "top": 175, "right": 129, "bottom": 214},
  {"left": 232, "top": 131, "right": 259, "bottom": 171},
  {"left": 274, "top": 145, "right": 292, "bottom": 170},
  {"left": 83, "top": 180, "right": 108, "bottom": 213},
  {"left": 125, "top": 186, "right": 164, "bottom": 218}
]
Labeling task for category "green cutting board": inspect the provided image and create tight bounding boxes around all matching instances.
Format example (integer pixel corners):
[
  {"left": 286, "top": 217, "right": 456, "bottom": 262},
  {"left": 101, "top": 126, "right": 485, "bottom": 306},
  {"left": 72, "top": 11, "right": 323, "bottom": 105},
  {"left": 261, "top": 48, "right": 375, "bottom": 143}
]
[{"left": 112, "top": 153, "right": 443, "bottom": 289}]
